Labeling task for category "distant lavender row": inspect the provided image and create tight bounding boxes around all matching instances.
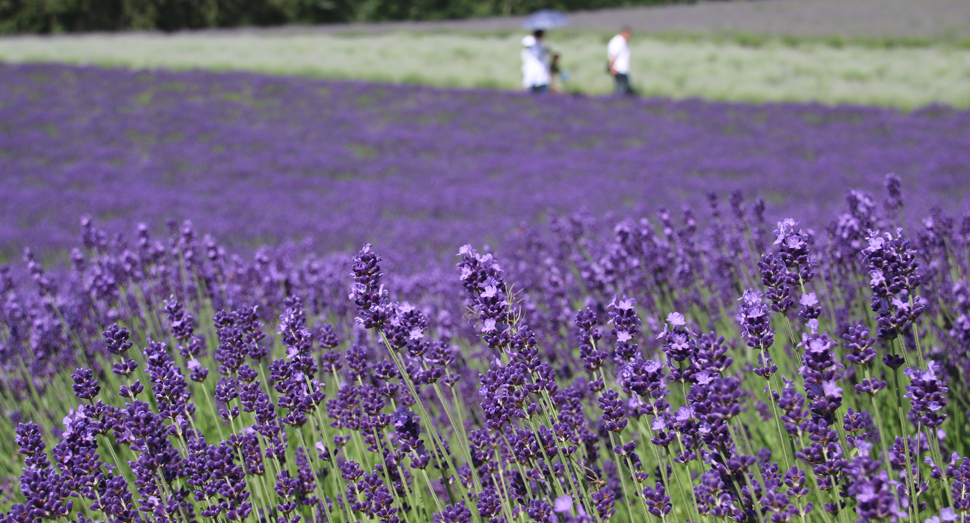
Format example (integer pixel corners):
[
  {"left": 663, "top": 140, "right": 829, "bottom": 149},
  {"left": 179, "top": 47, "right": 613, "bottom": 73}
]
[{"left": 2, "top": 63, "right": 969, "bottom": 262}]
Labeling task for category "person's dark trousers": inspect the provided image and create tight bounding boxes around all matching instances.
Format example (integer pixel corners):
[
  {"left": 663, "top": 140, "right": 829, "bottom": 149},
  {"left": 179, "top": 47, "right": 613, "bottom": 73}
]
[
  {"left": 530, "top": 84, "right": 549, "bottom": 94},
  {"left": 613, "top": 73, "right": 634, "bottom": 95}
]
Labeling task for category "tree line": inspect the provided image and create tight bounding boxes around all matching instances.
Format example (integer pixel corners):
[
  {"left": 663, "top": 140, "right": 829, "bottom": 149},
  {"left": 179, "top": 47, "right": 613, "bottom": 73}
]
[{"left": 0, "top": 0, "right": 709, "bottom": 34}]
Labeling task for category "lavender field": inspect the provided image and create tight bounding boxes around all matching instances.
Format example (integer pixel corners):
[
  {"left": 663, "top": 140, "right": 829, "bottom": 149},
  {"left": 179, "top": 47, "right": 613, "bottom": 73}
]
[
  {"left": 3, "top": 61, "right": 970, "bottom": 523},
  {"left": 2, "top": 63, "right": 969, "bottom": 261}
]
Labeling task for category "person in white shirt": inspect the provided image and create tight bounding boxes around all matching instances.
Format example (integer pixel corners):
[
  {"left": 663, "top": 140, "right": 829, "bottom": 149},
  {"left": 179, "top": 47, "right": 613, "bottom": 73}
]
[
  {"left": 607, "top": 26, "right": 633, "bottom": 95},
  {"left": 521, "top": 30, "right": 551, "bottom": 94}
]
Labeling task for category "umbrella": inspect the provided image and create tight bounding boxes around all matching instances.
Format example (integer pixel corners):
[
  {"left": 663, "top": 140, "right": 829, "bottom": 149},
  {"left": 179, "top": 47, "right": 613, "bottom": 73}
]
[{"left": 522, "top": 9, "right": 569, "bottom": 31}]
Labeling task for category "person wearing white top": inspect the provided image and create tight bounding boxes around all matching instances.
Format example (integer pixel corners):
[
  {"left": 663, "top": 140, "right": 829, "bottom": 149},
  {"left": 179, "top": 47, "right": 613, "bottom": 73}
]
[
  {"left": 521, "top": 31, "right": 551, "bottom": 93},
  {"left": 607, "top": 26, "right": 633, "bottom": 95}
]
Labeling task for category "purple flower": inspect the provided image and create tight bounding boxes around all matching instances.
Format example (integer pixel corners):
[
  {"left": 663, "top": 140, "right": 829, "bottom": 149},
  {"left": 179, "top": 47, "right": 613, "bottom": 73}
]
[
  {"left": 846, "top": 446, "right": 907, "bottom": 523},
  {"left": 102, "top": 323, "right": 132, "bottom": 355},
  {"left": 736, "top": 290, "right": 778, "bottom": 377},
  {"left": 950, "top": 455, "right": 970, "bottom": 513},
  {"left": 843, "top": 322, "right": 878, "bottom": 366},
  {"left": 436, "top": 501, "right": 472, "bottom": 523},
  {"left": 797, "top": 330, "right": 843, "bottom": 421},
  {"left": 774, "top": 218, "right": 815, "bottom": 284},
  {"left": 759, "top": 253, "right": 795, "bottom": 314},
  {"left": 798, "top": 292, "right": 822, "bottom": 321},
  {"left": 143, "top": 339, "right": 192, "bottom": 423},
  {"left": 476, "top": 487, "right": 503, "bottom": 520},
  {"left": 350, "top": 243, "right": 390, "bottom": 330},
  {"left": 884, "top": 173, "right": 904, "bottom": 219},
  {"left": 904, "top": 361, "right": 949, "bottom": 429},
  {"left": 617, "top": 356, "right": 669, "bottom": 417},
  {"left": 554, "top": 496, "right": 573, "bottom": 514},
  {"left": 575, "top": 307, "right": 606, "bottom": 374},
  {"left": 71, "top": 368, "right": 100, "bottom": 401},
  {"left": 641, "top": 481, "right": 672, "bottom": 518},
  {"left": 610, "top": 296, "right": 643, "bottom": 362},
  {"left": 164, "top": 295, "right": 205, "bottom": 358},
  {"left": 186, "top": 358, "right": 209, "bottom": 382},
  {"left": 863, "top": 228, "right": 924, "bottom": 341},
  {"left": 598, "top": 388, "right": 628, "bottom": 433},
  {"left": 457, "top": 245, "right": 513, "bottom": 351},
  {"left": 590, "top": 486, "right": 616, "bottom": 520}
]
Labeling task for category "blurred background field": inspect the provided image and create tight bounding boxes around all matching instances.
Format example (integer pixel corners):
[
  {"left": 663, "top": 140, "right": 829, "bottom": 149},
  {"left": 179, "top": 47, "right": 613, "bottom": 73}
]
[
  {"left": 3, "top": 61, "right": 969, "bottom": 265},
  {"left": 2, "top": 0, "right": 970, "bottom": 107}
]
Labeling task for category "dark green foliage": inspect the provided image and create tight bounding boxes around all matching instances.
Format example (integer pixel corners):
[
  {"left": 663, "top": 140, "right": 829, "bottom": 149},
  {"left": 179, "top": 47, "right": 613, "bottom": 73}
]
[
  {"left": 0, "top": 0, "right": 362, "bottom": 32},
  {"left": 0, "top": 0, "right": 705, "bottom": 34}
]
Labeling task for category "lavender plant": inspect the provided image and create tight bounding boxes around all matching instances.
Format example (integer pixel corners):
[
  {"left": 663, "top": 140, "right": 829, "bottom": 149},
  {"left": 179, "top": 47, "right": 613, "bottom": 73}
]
[{"left": 2, "top": 174, "right": 970, "bottom": 523}]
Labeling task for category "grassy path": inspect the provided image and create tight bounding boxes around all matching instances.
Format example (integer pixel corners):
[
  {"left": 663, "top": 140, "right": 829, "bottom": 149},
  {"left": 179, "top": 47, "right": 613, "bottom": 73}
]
[{"left": 2, "top": 31, "right": 969, "bottom": 108}]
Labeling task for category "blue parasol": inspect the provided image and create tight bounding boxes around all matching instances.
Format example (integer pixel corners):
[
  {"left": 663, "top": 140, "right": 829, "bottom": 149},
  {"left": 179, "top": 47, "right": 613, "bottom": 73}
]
[{"left": 522, "top": 9, "right": 570, "bottom": 31}]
